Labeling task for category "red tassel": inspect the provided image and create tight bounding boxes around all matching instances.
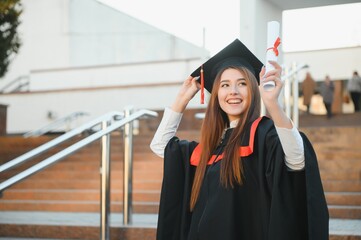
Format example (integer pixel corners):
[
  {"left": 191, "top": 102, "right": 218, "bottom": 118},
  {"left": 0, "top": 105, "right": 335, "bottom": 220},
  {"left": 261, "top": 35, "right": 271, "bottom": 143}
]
[{"left": 200, "top": 65, "right": 204, "bottom": 104}]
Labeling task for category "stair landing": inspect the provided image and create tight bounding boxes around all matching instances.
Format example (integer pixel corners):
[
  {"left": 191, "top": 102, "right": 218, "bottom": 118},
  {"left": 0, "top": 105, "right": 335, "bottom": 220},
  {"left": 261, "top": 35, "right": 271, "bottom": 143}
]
[{"left": 1, "top": 211, "right": 361, "bottom": 240}]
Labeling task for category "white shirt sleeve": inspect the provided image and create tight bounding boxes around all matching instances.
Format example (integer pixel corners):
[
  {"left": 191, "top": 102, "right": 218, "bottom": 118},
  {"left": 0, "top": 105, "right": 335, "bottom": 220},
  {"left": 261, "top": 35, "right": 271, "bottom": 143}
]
[
  {"left": 150, "top": 108, "right": 305, "bottom": 170},
  {"left": 275, "top": 122, "right": 305, "bottom": 170},
  {"left": 150, "top": 107, "right": 183, "bottom": 158}
]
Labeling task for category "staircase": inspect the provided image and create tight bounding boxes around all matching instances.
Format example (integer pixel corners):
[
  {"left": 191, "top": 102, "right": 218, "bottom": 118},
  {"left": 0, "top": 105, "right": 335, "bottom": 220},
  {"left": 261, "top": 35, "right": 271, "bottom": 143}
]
[
  {"left": 0, "top": 134, "right": 163, "bottom": 213},
  {"left": 301, "top": 126, "right": 361, "bottom": 220},
  {"left": 0, "top": 130, "right": 163, "bottom": 239},
  {"left": 0, "top": 111, "right": 361, "bottom": 239}
]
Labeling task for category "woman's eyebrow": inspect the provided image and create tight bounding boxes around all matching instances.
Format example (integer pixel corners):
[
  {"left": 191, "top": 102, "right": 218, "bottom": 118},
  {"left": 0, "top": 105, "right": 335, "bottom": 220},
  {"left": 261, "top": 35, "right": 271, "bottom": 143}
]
[
  {"left": 220, "top": 78, "right": 246, "bottom": 83},
  {"left": 220, "top": 78, "right": 246, "bottom": 82}
]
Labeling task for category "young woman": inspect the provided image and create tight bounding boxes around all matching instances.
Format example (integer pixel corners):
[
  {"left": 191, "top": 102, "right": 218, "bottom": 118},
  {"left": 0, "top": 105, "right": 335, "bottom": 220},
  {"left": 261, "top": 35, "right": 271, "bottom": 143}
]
[{"left": 150, "top": 39, "right": 328, "bottom": 240}]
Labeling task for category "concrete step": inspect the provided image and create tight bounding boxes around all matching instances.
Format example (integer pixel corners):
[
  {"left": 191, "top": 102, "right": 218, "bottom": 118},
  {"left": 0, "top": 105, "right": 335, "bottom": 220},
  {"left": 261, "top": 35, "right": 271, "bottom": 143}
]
[
  {"left": 316, "top": 150, "right": 361, "bottom": 162},
  {"left": 3, "top": 159, "right": 163, "bottom": 172},
  {"left": 0, "top": 212, "right": 157, "bottom": 240},
  {"left": 318, "top": 159, "right": 361, "bottom": 171},
  {"left": 1, "top": 153, "right": 162, "bottom": 168},
  {"left": 0, "top": 139, "right": 158, "bottom": 166},
  {"left": 1, "top": 189, "right": 160, "bottom": 202},
  {"left": 10, "top": 179, "right": 162, "bottom": 191},
  {"left": 1, "top": 170, "right": 163, "bottom": 181},
  {"left": 0, "top": 211, "right": 360, "bottom": 239},
  {"left": 325, "top": 192, "right": 361, "bottom": 206},
  {"left": 0, "top": 225, "right": 156, "bottom": 240},
  {"left": 323, "top": 180, "right": 361, "bottom": 192},
  {"left": 328, "top": 205, "right": 361, "bottom": 219},
  {"left": 320, "top": 170, "right": 361, "bottom": 181},
  {"left": 2, "top": 191, "right": 360, "bottom": 217},
  {"left": 0, "top": 201, "right": 159, "bottom": 213}
]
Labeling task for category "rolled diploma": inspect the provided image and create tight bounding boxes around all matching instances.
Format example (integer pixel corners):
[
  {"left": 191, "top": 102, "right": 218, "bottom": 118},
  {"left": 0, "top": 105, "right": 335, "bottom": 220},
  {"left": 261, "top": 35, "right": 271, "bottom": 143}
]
[{"left": 264, "top": 21, "right": 280, "bottom": 91}]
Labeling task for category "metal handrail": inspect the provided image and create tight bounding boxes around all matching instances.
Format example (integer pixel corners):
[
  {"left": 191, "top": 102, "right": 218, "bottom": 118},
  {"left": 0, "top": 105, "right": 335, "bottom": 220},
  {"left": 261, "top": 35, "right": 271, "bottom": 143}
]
[
  {"left": 0, "top": 111, "right": 124, "bottom": 173},
  {"left": 23, "top": 111, "right": 90, "bottom": 138},
  {"left": 0, "top": 109, "right": 157, "bottom": 190},
  {"left": 282, "top": 63, "right": 309, "bottom": 81},
  {"left": 0, "top": 75, "right": 29, "bottom": 93}
]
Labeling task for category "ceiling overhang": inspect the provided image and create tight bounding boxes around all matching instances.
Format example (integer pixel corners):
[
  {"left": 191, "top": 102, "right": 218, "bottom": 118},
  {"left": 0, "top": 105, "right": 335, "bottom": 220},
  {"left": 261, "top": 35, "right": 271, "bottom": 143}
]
[{"left": 265, "top": 0, "right": 360, "bottom": 10}]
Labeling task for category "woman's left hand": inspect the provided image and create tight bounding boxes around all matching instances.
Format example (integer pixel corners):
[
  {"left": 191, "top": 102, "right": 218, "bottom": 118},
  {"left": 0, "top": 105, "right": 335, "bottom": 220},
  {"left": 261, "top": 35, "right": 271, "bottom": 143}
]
[{"left": 259, "top": 60, "right": 283, "bottom": 109}]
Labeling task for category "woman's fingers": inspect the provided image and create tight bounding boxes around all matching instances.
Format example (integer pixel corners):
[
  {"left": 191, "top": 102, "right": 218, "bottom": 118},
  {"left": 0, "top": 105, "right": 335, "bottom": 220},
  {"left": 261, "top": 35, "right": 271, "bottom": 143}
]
[
  {"left": 268, "top": 60, "right": 281, "bottom": 69},
  {"left": 185, "top": 76, "right": 201, "bottom": 90},
  {"left": 260, "top": 61, "right": 282, "bottom": 89},
  {"left": 259, "top": 66, "right": 266, "bottom": 79},
  {"left": 183, "top": 76, "right": 193, "bottom": 86},
  {"left": 191, "top": 76, "right": 201, "bottom": 89}
]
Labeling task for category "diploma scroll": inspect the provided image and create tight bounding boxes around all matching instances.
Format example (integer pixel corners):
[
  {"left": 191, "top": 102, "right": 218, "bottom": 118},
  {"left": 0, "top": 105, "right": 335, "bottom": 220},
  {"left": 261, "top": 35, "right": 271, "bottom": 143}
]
[{"left": 264, "top": 21, "right": 280, "bottom": 91}]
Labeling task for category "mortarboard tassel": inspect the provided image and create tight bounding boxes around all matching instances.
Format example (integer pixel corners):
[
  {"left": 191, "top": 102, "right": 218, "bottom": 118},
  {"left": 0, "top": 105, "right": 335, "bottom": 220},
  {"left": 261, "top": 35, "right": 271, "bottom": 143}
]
[{"left": 200, "top": 65, "right": 204, "bottom": 104}]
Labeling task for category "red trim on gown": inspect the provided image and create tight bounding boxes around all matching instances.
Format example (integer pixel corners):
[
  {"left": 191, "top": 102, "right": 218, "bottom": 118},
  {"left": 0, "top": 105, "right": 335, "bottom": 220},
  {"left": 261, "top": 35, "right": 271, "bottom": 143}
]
[{"left": 190, "top": 117, "right": 263, "bottom": 166}]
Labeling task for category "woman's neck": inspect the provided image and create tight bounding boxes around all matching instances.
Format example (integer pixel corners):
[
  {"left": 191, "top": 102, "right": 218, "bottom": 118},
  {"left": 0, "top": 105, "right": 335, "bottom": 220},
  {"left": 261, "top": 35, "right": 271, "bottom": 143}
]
[{"left": 229, "top": 119, "right": 239, "bottom": 128}]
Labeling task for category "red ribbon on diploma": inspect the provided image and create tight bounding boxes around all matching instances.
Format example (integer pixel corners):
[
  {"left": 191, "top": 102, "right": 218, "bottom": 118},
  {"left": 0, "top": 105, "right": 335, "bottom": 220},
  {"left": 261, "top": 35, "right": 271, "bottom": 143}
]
[
  {"left": 200, "top": 65, "right": 204, "bottom": 104},
  {"left": 266, "top": 37, "right": 281, "bottom": 56}
]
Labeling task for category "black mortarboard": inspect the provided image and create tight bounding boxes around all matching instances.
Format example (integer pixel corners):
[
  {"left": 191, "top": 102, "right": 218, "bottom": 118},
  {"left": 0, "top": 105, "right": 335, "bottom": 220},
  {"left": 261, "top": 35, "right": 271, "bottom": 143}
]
[{"left": 190, "top": 39, "right": 263, "bottom": 103}]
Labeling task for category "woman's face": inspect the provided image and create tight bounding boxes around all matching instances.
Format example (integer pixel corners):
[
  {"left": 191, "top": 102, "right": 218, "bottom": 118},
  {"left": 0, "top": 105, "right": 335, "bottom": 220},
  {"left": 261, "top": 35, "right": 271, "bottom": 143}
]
[{"left": 217, "top": 68, "right": 249, "bottom": 122}]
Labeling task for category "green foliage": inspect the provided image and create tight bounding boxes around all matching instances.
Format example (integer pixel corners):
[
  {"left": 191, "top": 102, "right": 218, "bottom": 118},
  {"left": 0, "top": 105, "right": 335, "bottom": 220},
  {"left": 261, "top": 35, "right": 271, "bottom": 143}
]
[{"left": 0, "top": 0, "right": 22, "bottom": 78}]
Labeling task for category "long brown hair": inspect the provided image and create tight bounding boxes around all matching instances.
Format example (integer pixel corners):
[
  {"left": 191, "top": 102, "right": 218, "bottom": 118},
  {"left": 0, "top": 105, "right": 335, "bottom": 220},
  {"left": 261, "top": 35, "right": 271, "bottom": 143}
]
[{"left": 190, "top": 66, "right": 261, "bottom": 211}]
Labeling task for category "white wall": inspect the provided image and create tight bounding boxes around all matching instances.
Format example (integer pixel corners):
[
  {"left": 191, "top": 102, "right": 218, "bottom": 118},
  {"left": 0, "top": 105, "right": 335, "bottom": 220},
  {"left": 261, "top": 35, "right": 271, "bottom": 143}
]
[
  {"left": 1, "top": 0, "right": 71, "bottom": 88},
  {"left": 1, "top": 84, "right": 207, "bottom": 134},
  {"left": 0, "top": 0, "right": 208, "bottom": 87},
  {"left": 239, "top": 0, "right": 360, "bottom": 82},
  {"left": 239, "top": 0, "right": 283, "bottom": 62},
  {"left": 0, "top": 0, "right": 209, "bottom": 133},
  {"left": 29, "top": 59, "right": 201, "bottom": 91},
  {"left": 0, "top": 59, "right": 207, "bottom": 133},
  {"left": 68, "top": 0, "right": 207, "bottom": 66},
  {"left": 284, "top": 47, "right": 361, "bottom": 81}
]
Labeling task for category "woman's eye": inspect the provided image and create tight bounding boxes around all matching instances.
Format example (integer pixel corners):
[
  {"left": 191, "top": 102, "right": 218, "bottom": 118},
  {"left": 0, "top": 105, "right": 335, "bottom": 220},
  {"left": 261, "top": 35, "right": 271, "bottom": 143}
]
[
  {"left": 221, "top": 83, "right": 229, "bottom": 88},
  {"left": 239, "top": 81, "right": 247, "bottom": 86}
]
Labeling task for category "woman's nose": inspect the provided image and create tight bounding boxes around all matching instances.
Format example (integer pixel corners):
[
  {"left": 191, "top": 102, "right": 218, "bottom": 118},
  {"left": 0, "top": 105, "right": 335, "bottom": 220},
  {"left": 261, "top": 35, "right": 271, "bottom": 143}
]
[{"left": 230, "top": 84, "right": 239, "bottom": 94}]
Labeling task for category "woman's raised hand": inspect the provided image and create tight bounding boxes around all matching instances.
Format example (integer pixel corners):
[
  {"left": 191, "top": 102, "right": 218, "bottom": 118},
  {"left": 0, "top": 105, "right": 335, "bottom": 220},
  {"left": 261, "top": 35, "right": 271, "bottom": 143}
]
[
  {"left": 259, "top": 61, "right": 293, "bottom": 129},
  {"left": 171, "top": 76, "right": 201, "bottom": 113},
  {"left": 259, "top": 61, "right": 283, "bottom": 109}
]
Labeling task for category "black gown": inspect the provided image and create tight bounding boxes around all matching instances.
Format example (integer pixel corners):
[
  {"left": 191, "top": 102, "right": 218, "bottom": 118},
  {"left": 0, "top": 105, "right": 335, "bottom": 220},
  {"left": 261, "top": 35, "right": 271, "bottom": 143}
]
[{"left": 156, "top": 117, "right": 329, "bottom": 240}]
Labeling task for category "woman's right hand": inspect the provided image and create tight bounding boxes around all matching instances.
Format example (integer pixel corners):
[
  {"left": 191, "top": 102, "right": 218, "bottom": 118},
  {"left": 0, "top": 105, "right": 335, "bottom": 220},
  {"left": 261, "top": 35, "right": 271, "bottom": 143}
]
[{"left": 171, "top": 76, "right": 200, "bottom": 113}]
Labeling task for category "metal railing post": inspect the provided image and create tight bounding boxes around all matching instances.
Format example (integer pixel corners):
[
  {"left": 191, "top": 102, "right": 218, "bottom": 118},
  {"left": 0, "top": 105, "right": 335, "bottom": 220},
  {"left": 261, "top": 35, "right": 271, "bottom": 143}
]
[
  {"left": 292, "top": 62, "right": 299, "bottom": 128},
  {"left": 100, "top": 120, "right": 111, "bottom": 240},
  {"left": 282, "top": 63, "right": 308, "bottom": 127},
  {"left": 284, "top": 67, "right": 291, "bottom": 119},
  {"left": 123, "top": 107, "right": 134, "bottom": 225}
]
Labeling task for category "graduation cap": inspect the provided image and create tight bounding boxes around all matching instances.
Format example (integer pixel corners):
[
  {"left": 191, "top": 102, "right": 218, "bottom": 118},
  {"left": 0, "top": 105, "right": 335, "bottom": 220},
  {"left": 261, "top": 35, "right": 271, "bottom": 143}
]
[{"left": 190, "top": 39, "right": 263, "bottom": 104}]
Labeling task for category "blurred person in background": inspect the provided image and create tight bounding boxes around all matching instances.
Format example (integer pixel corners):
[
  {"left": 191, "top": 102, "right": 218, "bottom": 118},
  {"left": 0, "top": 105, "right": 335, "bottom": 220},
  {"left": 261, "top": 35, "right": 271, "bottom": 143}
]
[
  {"left": 320, "top": 75, "right": 334, "bottom": 119},
  {"left": 301, "top": 72, "right": 316, "bottom": 114},
  {"left": 347, "top": 71, "right": 361, "bottom": 112}
]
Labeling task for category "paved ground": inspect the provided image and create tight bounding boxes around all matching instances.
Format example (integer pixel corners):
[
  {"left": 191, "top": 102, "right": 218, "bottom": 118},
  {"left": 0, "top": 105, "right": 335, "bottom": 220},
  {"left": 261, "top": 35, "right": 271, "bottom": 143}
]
[
  {"left": 0, "top": 211, "right": 360, "bottom": 237},
  {"left": 299, "top": 111, "right": 361, "bottom": 128}
]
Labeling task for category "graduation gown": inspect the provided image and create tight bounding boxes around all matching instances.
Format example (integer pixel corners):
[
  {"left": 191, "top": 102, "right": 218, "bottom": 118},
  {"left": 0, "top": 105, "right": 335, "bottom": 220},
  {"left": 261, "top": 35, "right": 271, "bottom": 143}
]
[{"left": 156, "top": 117, "right": 329, "bottom": 240}]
